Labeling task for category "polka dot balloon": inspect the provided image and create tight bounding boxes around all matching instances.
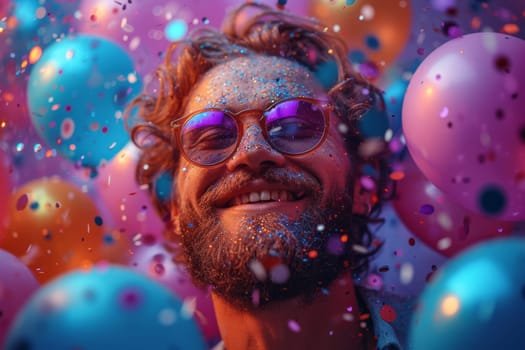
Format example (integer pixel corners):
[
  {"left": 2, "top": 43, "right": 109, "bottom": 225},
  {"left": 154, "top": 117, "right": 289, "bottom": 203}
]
[
  {"left": 402, "top": 32, "right": 525, "bottom": 221},
  {"left": 27, "top": 34, "right": 142, "bottom": 171},
  {"left": 392, "top": 157, "right": 514, "bottom": 257},
  {"left": 0, "top": 176, "right": 131, "bottom": 284},
  {"left": 3, "top": 264, "right": 207, "bottom": 350}
]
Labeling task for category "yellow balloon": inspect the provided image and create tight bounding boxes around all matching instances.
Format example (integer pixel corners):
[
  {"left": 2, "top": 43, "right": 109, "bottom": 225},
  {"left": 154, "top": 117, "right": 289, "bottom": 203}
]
[
  {"left": 307, "top": 0, "right": 412, "bottom": 70},
  {"left": 0, "top": 176, "right": 131, "bottom": 283}
]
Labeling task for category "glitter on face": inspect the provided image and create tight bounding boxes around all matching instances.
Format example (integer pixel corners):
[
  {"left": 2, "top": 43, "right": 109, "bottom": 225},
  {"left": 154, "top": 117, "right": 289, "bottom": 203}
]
[{"left": 183, "top": 56, "right": 327, "bottom": 114}]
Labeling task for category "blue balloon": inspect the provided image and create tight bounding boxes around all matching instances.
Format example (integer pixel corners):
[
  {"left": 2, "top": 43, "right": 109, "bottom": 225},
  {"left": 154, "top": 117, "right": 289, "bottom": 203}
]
[
  {"left": 4, "top": 265, "right": 207, "bottom": 350},
  {"left": 409, "top": 237, "right": 525, "bottom": 350},
  {"left": 27, "top": 34, "right": 142, "bottom": 169},
  {"left": 154, "top": 170, "right": 174, "bottom": 204}
]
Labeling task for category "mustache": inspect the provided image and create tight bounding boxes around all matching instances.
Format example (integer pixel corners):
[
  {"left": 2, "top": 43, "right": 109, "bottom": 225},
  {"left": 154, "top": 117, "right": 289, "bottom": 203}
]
[{"left": 200, "top": 168, "right": 321, "bottom": 206}]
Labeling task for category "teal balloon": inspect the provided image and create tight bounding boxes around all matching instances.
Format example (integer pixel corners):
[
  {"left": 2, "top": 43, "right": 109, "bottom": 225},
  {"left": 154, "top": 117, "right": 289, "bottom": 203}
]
[
  {"left": 313, "top": 59, "right": 338, "bottom": 91},
  {"left": 4, "top": 265, "right": 207, "bottom": 350},
  {"left": 409, "top": 237, "right": 525, "bottom": 350},
  {"left": 383, "top": 78, "right": 408, "bottom": 133},
  {"left": 27, "top": 34, "right": 142, "bottom": 169},
  {"left": 357, "top": 108, "right": 389, "bottom": 138}
]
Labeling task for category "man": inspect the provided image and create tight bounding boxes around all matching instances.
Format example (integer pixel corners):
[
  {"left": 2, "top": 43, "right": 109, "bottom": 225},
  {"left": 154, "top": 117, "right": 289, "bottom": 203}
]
[{"left": 129, "top": 2, "right": 410, "bottom": 349}]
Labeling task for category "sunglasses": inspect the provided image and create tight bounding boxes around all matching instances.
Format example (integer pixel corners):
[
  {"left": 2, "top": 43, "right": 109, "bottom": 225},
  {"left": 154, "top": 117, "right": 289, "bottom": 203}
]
[{"left": 170, "top": 97, "right": 332, "bottom": 167}]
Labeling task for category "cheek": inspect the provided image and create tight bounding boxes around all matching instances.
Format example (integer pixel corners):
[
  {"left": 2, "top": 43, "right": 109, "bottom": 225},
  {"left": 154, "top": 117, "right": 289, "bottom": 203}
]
[
  {"left": 320, "top": 136, "right": 351, "bottom": 183},
  {"left": 175, "top": 163, "right": 196, "bottom": 204},
  {"left": 307, "top": 143, "right": 350, "bottom": 195},
  {"left": 175, "top": 164, "right": 222, "bottom": 206},
  {"left": 323, "top": 150, "right": 350, "bottom": 188},
  {"left": 326, "top": 122, "right": 351, "bottom": 175}
]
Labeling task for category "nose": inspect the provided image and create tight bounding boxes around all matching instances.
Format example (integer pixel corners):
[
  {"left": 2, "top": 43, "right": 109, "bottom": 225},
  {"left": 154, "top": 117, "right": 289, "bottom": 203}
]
[{"left": 225, "top": 121, "right": 286, "bottom": 173}]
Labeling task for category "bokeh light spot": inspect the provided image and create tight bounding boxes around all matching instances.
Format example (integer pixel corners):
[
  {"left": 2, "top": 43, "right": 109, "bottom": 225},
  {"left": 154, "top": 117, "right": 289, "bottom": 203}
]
[
  {"left": 441, "top": 294, "right": 460, "bottom": 317},
  {"left": 165, "top": 19, "right": 187, "bottom": 42}
]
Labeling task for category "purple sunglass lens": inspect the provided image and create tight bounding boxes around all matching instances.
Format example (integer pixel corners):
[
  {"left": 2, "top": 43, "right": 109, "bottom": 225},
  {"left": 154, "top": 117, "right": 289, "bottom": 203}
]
[
  {"left": 265, "top": 99, "right": 326, "bottom": 154},
  {"left": 181, "top": 111, "right": 238, "bottom": 165}
]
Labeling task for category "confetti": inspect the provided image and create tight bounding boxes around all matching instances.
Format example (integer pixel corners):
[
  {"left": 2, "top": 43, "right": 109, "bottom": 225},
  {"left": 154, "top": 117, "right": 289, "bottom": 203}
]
[
  {"left": 287, "top": 319, "right": 301, "bottom": 333},
  {"left": 379, "top": 304, "right": 397, "bottom": 323}
]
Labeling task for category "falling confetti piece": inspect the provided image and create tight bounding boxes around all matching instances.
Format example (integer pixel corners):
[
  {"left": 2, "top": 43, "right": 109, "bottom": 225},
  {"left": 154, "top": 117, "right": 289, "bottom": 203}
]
[
  {"left": 379, "top": 304, "right": 397, "bottom": 323},
  {"left": 94, "top": 216, "right": 104, "bottom": 226},
  {"left": 400, "top": 263, "right": 414, "bottom": 285},
  {"left": 16, "top": 194, "right": 29, "bottom": 211},
  {"left": 270, "top": 264, "right": 290, "bottom": 284},
  {"left": 288, "top": 319, "right": 301, "bottom": 333},
  {"left": 419, "top": 204, "right": 434, "bottom": 215}
]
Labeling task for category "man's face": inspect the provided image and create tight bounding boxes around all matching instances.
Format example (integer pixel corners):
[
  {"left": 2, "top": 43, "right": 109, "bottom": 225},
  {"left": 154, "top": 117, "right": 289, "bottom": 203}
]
[{"left": 172, "top": 55, "right": 355, "bottom": 308}]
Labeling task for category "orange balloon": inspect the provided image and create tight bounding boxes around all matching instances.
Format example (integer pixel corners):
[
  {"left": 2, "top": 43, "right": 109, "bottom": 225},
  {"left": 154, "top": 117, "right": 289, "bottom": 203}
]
[
  {"left": 307, "top": 0, "right": 412, "bottom": 71},
  {"left": 0, "top": 176, "right": 131, "bottom": 283},
  {"left": 0, "top": 151, "right": 13, "bottom": 228}
]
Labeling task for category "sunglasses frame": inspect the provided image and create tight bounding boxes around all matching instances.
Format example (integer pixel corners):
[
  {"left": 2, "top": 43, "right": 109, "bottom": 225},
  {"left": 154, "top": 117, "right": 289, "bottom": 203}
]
[{"left": 170, "top": 97, "right": 333, "bottom": 167}]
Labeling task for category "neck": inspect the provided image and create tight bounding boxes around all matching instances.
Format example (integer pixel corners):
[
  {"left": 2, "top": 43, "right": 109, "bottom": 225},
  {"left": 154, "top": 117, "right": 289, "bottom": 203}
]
[{"left": 211, "top": 271, "right": 368, "bottom": 350}]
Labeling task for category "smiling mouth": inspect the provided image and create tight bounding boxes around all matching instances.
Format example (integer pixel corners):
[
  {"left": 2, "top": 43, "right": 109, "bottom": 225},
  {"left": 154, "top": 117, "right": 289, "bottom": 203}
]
[{"left": 226, "top": 190, "right": 306, "bottom": 207}]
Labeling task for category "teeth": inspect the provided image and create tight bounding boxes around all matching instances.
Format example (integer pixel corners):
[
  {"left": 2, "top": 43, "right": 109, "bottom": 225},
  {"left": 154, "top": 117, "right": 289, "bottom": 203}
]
[
  {"left": 260, "top": 190, "right": 271, "bottom": 201},
  {"left": 232, "top": 190, "right": 301, "bottom": 205},
  {"left": 249, "top": 192, "right": 260, "bottom": 203}
]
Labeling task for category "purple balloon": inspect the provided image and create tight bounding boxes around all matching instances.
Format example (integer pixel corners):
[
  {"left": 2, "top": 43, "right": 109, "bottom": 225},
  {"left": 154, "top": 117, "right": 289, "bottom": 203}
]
[{"left": 402, "top": 32, "right": 525, "bottom": 221}]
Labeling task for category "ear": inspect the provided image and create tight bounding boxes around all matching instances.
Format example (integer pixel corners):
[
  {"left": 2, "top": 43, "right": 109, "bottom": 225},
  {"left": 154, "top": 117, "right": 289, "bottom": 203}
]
[{"left": 351, "top": 180, "right": 373, "bottom": 215}]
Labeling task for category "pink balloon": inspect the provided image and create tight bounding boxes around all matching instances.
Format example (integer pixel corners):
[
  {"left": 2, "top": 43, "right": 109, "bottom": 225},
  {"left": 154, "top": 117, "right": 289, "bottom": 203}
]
[
  {"left": 0, "top": 249, "right": 40, "bottom": 344},
  {"left": 0, "top": 1, "right": 8, "bottom": 18},
  {"left": 94, "top": 143, "right": 165, "bottom": 239},
  {"left": 128, "top": 238, "right": 220, "bottom": 345},
  {"left": 402, "top": 32, "right": 525, "bottom": 221},
  {"left": 392, "top": 158, "right": 514, "bottom": 257}
]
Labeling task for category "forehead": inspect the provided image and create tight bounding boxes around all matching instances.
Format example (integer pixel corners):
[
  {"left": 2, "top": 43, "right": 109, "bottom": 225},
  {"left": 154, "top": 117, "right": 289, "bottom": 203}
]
[{"left": 184, "top": 55, "right": 327, "bottom": 113}]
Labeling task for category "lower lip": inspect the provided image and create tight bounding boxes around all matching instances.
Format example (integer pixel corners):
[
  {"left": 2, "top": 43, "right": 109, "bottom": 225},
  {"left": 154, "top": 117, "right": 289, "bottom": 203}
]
[{"left": 218, "top": 199, "right": 308, "bottom": 216}]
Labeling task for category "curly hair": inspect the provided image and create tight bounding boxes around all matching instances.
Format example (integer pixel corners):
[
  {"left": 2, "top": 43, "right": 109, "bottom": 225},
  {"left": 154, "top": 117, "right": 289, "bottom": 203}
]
[{"left": 127, "top": 2, "right": 392, "bottom": 275}]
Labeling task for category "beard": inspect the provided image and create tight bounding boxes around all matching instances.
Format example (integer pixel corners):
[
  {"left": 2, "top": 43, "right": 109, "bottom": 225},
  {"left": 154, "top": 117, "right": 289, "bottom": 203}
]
[{"left": 177, "top": 167, "right": 356, "bottom": 309}]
